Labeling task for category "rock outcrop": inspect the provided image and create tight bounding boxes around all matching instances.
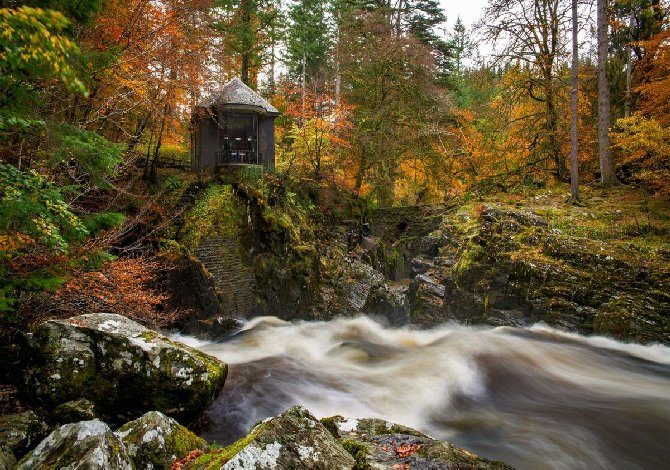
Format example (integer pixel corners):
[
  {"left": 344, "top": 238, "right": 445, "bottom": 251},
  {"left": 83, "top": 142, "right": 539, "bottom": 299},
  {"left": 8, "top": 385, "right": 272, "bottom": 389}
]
[
  {"left": 22, "top": 313, "right": 227, "bottom": 421},
  {"left": 17, "top": 419, "right": 133, "bottom": 469},
  {"left": 0, "top": 445, "right": 15, "bottom": 470},
  {"left": 51, "top": 398, "right": 97, "bottom": 425},
  {"left": 184, "top": 406, "right": 355, "bottom": 469},
  {"left": 184, "top": 408, "right": 513, "bottom": 469},
  {"left": 323, "top": 416, "right": 513, "bottom": 469},
  {"left": 0, "top": 411, "right": 49, "bottom": 456},
  {"left": 116, "top": 411, "right": 206, "bottom": 469}
]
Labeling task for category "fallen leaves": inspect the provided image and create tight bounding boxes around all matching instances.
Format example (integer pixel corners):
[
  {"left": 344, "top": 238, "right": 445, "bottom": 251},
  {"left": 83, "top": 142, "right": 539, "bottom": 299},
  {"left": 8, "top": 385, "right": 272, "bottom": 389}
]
[
  {"left": 170, "top": 449, "right": 203, "bottom": 470},
  {"left": 381, "top": 440, "right": 423, "bottom": 459}
]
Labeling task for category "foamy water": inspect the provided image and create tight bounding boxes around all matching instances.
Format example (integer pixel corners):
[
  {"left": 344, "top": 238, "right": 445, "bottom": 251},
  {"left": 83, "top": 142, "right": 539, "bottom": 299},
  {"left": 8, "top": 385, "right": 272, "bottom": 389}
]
[{"left": 175, "top": 316, "right": 670, "bottom": 469}]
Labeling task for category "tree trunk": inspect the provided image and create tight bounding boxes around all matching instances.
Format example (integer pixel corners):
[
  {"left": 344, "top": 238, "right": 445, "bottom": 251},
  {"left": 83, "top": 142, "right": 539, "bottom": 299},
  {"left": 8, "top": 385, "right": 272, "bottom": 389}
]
[
  {"left": 570, "top": 0, "right": 580, "bottom": 201},
  {"left": 240, "top": 0, "right": 252, "bottom": 86},
  {"left": 301, "top": 52, "right": 306, "bottom": 118},
  {"left": 624, "top": 11, "right": 634, "bottom": 118},
  {"left": 544, "top": 74, "right": 566, "bottom": 180},
  {"left": 597, "top": 0, "right": 617, "bottom": 185}
]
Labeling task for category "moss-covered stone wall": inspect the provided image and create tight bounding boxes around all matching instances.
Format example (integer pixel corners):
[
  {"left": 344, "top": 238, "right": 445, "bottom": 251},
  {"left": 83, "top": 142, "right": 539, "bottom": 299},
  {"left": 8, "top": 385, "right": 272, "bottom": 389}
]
[{"left": 194, "top": 236, "right": 257, "bottom": 317}]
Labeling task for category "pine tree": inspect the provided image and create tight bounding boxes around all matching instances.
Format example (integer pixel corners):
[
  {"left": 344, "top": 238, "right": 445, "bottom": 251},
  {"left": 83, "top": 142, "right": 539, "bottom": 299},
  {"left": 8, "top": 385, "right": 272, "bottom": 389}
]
[
  {"left": 285, "top": 0, "right": 333, "bottom": 82},
  {"left": 597, "top": 0, "right": 617, "bottom": 185},
  {"left": 214, "top": 0, "right": 283, "bottom": 88},
  {"left": 450, "top": 17, "right": 471, "bottom": 76}
]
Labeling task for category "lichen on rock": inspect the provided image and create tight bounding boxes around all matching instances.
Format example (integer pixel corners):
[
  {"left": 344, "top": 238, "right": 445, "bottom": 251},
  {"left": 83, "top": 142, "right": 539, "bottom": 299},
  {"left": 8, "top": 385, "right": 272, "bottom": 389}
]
[
  {"left": 22, "top": 313, "right": 227, "bottom": 421},
  {"left": 187, "top": 406, "right": 354, "bottom": 469},
  {"left": 0, "top": 410, "right": 49, "bottom": 456},
  {"left": 324, "top": 415, "right": 513, "bottom": 469},
  {"left": 51, "top": 398, "right": 97, "bottom": 424},
  {"left": 17, "top": 419, "right": 132, "bottom": 469},
  {"left": 115, "top": 410, "right": 206, "bottom": 469}
]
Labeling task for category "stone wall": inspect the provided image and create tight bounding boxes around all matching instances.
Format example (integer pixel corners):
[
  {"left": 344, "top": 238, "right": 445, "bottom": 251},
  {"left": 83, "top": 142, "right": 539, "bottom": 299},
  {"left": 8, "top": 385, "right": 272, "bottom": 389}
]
[
  {"left": 194, "top": 236, "right": 257, "bottom": 317},
  {"left": 368, "top": 206, "right": 444, "bottom": 243}
]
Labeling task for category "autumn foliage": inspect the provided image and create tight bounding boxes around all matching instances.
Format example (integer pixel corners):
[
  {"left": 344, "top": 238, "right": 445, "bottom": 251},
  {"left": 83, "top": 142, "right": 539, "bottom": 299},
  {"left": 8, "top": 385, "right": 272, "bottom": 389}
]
[{"left": 17, "top": 257, "right": 178, "bottom": 330}]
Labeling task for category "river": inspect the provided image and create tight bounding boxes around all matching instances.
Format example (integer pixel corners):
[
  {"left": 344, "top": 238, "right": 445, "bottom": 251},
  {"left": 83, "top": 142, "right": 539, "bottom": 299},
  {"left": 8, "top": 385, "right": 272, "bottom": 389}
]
[{"left": 175, "top": 316, "right": 670, "bottom": 469}]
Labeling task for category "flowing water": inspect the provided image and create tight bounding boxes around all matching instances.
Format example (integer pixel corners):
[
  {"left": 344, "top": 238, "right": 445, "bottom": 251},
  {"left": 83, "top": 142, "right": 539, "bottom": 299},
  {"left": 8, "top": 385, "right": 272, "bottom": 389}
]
[{"left": 175, "top": 316, "right": 670, "bottom": 470}]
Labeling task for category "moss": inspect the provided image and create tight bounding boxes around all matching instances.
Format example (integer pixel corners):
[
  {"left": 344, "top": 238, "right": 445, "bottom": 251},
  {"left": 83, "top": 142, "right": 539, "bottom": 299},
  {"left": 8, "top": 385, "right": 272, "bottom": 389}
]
[
  {"left": 180, "top": 184, "right": 244, "bottom": 252},
  {"left": 319, "top": 417, "right": 340, "bottom": 439},
  {"left": 189, "top": 424, "right": 265, "bottom": 469},
  {"left": 452, "top": 240, "right": 484, "bottom": 278},
  {"left": 166, "top": 427, "right": 206, "bottom": 461},
  {"left": 341, "top": 439, "right": 371, "bottom": 470},
  {"left": 139, "top": 330, "right": 159, "bottom": 342}
]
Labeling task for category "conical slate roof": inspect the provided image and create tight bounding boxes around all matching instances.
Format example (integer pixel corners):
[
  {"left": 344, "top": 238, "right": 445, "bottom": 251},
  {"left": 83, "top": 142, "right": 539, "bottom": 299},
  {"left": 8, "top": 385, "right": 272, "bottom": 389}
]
[{"left": 206, "top": 78, "right": 279, "bottom": 115}]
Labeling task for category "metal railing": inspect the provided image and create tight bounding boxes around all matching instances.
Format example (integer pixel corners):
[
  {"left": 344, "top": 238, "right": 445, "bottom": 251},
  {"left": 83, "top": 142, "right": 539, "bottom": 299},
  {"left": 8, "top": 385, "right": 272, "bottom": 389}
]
[{"left": 218, "top": 149, "right": 261, "bottom": 165}]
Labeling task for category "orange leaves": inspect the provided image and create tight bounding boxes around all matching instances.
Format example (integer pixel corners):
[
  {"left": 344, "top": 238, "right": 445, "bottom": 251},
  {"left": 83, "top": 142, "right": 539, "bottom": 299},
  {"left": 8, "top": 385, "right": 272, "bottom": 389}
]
[
  {"left": 636, "top": 28, "right": 670, "bottom": 125},
  {"left": 170, "top": 449, "right": 204, "bottom": 470},
  {"left": 381, "top": 439, "right": 423, "bottom": 460},
  {"left": 395, "top": 443, "right": 423, "bottom": 458},
  {"left": 276, "top": 83, "right": 353, "bottom": 186},
  {"left": 40, "top": 257, "right": 179, "bottom": 328},
  {"left": 78, "top": 0, "right": 215, "bottom": 145}
]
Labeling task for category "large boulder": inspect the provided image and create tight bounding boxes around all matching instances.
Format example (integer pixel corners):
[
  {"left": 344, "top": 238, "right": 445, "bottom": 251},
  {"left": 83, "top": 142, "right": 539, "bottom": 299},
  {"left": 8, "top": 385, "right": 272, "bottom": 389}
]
[
  {"left": 0, "top": 410, "right": 49, "bottom": 456},
  {"left": 22, "top": 313, "right": 227, "bottom": 421},
  {"left": 323, "top": 416, "right": 514, "bottom": 469},
  {"left": 17, "top": 419, "right": 132, "bottom": 469},
  {"left": 185, "top": 406, "right": 355, "bottom": 469},
  {"left": 0, "top": 445, "right": 15, "bottom": 470},
  {"left": 51, "top": 398, "right": 98, "bottom": 425},
  {"left": 116, "top": 411, "right": 206, "bottom": 469}
]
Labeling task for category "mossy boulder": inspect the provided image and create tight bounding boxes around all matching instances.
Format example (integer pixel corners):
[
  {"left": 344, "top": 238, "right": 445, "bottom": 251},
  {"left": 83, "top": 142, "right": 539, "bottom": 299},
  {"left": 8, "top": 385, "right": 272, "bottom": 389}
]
[
  {"left": 324, "top": 415, "right": 513, "bottom": 469},
  {"left": 187, "top": 406, "right": 354, "bottom": 469},
  {"left": 0, "top": 445, "right": 15, "bottom": 470},
  {"left": 0, "top": 410, "right": 49, "bottom": 456},
  {"left": 116, "top": 411, "right": 206, "bottom": 469},
  {"left": 22, "top": 313, "right": 227, "bottom": 421},
  {"left": 51, "top": 399, "right": 97, "bottom": 425},
  {"left": 17, "top": 419, "right": 132, "bottom": 469}
]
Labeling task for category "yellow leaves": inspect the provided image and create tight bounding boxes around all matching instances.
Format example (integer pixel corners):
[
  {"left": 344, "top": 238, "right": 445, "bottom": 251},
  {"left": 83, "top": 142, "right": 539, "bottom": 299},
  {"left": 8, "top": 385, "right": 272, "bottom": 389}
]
[
  {"left": 1, "top": 6, "right": 86, "bottom": 95},
  {"left": 612, "top": 114, "right": 670, "bottom": 195}
]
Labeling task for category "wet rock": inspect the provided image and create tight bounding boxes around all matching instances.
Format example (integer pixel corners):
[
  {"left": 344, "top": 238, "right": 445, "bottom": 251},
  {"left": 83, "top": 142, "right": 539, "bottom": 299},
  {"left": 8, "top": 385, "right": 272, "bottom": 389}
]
[
  {"left": 51, "top": 398, "right": 97, "bottom": 424},
  {"left": 0, "top": 445, "right": 15, "bottom": 470},
  {"left": 116, "top": 411, "right": 206, "bottom": 469},
  {"left": 187, "top": 406, "right": 354, "bottom": 469},
  {"left": 0, "top": 410, "right": 49, "bottom": 456},
  {"left": 408, "top": 274, "right": 445, "bottom": 326},
  {"left": 363, "top": 282, "right": 410, "bottom": 326},
  {"left": 324, "top": 416, "right": 513, "bottom": 469},
  {"left": 22, "top": 313, "right": 227, "bottom": 421},
  {"left": 181, "top": 316, "right": 244, "bottom": 341},
  {"left": 411, "top": 257, "right": 433, "bottom": 277},
  {"left": 17, "top": 419, "right": 132, "bottom": 469},
  {"left": 420, "top": 235, "right": 444, "bottom": 256}
]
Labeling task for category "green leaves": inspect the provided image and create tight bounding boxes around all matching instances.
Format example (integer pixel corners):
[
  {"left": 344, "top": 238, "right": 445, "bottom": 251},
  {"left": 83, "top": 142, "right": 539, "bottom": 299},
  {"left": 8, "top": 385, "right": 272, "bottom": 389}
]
[
  {"left": 0, "top": 6, "right": 87, "bottom": 106},
  {"left": 48, "top": 123, "right": 124, "bottom": 187},
  {"left": 0, "top": 163, "right": 88, "bottom": 254}
]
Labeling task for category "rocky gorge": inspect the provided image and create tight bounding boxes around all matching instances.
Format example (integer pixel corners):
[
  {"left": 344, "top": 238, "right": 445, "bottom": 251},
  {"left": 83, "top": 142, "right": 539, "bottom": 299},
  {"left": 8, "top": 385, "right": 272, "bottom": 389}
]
[
  {"left": 1, "top": 178, "right": 669, "bottom": 469},
  {"left": 0, "top": 313, "right": 513, "bottom": 469}
]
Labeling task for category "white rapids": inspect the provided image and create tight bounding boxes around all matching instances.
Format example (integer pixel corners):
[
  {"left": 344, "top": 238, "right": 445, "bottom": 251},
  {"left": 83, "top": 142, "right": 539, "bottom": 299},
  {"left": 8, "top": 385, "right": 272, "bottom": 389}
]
[{"left": 174, "top": 316, "right": 670, "bottom": 470}]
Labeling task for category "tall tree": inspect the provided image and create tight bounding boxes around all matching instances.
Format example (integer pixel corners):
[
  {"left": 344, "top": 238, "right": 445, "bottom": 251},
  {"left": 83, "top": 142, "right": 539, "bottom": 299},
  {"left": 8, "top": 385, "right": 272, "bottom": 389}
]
[
  {"left": 285, "top": 0, "right": 332, "bottom": 86},
  {"left": 339, "top": 9, "right": 451, "bottom": 205},
  {"left": 214, "top": 0, "right": 282, "bottom": 88},
  {"left": 481, "top": 0, "right": 570, "bottom": 180},
  {"left": 450, "top": 17, "right": 471, "bottom": 76},
  {"left": 570, "top": 0, "right": 579, "bottom": 201},
  {"left": 597, "top": 0, "right": 617, "bottom": 185}
]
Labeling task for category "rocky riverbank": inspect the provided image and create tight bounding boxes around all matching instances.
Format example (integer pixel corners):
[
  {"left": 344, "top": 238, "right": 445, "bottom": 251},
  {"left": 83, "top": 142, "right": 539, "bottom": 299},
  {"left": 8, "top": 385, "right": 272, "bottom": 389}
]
[
  {"left": 0, "top": 313, "right": 513, "bottom": 469},
  {"left": 171, "top": 179, "right": 668, "bottom": 344}
]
